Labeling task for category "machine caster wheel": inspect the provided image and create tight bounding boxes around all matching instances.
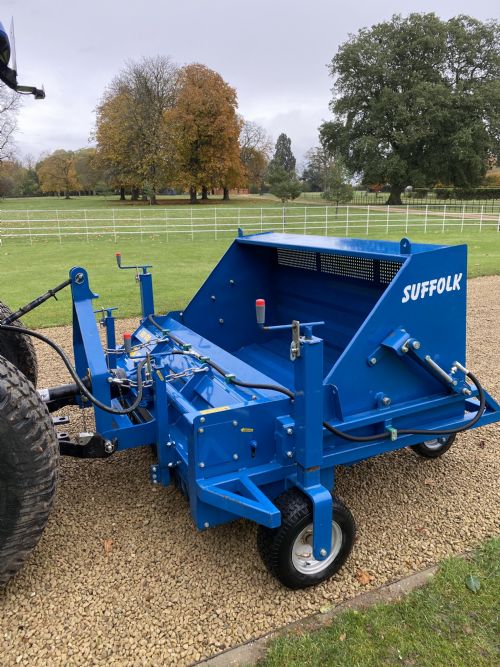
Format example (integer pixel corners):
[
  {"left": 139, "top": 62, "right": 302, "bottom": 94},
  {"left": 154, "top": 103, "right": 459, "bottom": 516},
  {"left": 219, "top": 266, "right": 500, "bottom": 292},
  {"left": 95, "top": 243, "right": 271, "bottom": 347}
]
[
  {"left": 0, "top": 356, "right": 58, "bottom": 585},
  {"left": 257, "top": 489, "right": 355, "bottom": 589},
  {"left": 0, "top": 300, "right": 38, "bottom": 387},
  {"left": 411, "top": 434, "right": 456, "bottom": 459}
]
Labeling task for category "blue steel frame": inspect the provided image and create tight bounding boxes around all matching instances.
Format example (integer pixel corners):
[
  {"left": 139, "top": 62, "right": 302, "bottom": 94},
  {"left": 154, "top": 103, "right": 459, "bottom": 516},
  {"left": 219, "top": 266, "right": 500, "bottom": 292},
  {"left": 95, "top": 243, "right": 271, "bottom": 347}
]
[{"left": 68, "top": 233, "right": 500, "bottom": 562}]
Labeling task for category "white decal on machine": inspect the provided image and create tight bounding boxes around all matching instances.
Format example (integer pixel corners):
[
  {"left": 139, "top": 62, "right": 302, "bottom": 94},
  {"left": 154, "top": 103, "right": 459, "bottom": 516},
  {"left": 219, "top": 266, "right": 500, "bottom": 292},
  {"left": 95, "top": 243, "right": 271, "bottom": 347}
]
[{"left": 401, "top": 273, "right": 462, "bottom": 303}]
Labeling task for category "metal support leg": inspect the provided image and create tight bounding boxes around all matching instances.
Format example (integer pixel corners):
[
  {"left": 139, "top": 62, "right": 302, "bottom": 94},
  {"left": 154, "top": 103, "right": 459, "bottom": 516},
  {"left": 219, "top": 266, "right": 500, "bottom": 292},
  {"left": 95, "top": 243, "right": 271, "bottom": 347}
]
[
  {"left": 139, "top": 272, "right": 155, "bottom": 320},
  {"left": 70, "top": 267, "right": 114, "bottom": 435},
  {"left": 152, "top": 371, "right": 171, "bottom": 487},
  {"left": 100, "top": 311, "right": 117, "bottom": 370},
  {"left": 293, "top": 334, "right": 332, "bottom": 560}
]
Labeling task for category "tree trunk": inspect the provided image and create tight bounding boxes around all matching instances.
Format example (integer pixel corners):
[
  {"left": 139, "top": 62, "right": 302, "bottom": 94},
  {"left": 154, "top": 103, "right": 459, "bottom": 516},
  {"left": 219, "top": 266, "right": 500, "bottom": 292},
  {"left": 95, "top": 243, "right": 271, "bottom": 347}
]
[
  {"left": 131, "top": 188, "right": 139, "bottom": 201},
  {"left": 150, "top": 191, "right": 157, "bottom": 205},
  {"left": 222, "top": 187, "right": 230, "bottom": 201},
  {"left": 119, "top": 186, "right": 126, "bottom": 201},
  {"left": 201, "top": 186, "right": 208, "bottom": 201},
  {"left": 386, "top": 186, "right": 403, "bottom": 206},
  {"left": 189, "top": 186, "right": 197, "bottom": 204}
]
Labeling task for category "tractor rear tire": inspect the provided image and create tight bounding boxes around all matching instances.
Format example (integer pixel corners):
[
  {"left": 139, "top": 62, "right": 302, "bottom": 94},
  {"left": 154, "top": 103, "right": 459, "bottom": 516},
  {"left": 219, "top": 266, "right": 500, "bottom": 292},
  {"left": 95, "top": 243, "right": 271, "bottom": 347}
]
[
  {"left": 0, "top": 356, "right": 58, "bottom": 586},
  {"left": 411, "top": 434, "right": 456, "bottom": 459},
  {"left": 0, "top": 301, "right": 38, "bottom": 387},
  {"left": 257, "top": 488, "right": 355, "bottom": 589}
]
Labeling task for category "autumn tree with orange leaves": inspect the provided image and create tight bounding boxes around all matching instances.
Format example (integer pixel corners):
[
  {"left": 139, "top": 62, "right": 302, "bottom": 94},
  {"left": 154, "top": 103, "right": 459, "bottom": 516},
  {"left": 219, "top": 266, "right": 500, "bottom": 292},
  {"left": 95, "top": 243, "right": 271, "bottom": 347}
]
[
  {"left": 37, "top": 150, "right": 80, "bottom": 198},
  {"left": 167, "top": 64, "right": 244, "bottom": 202},
  {"left": 95, "top": 56, "right": 179, "bottom": 203},
  {"left": 94, "top": 90, "right": 140, "bottom": 200}
]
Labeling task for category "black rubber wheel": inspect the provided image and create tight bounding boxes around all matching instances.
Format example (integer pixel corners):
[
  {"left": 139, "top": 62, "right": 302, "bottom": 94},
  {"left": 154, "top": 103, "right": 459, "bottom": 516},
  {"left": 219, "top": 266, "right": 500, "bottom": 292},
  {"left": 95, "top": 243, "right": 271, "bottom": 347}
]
[
  {"left": 411, "top": 434, "right": 456, "bottom": 459},
  {"left": 0, "top": 301, "right": 38, "bottom": 386},
  {"left": 257, "top": 488, "right": 355, "bottom": 589},
  {"left": 0, "top": 356, "right": 59, "bottom": 586}
]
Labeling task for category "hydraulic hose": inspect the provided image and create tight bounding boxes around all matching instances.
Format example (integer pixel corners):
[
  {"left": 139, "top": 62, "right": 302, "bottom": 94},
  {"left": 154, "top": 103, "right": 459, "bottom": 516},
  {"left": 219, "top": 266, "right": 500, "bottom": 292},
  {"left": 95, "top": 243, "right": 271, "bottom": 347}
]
[
  {"left": 324, "top": 371, "right": 486, "bottom": 441},
  {"left": 322, "top": 420, "right": 391, "bottom": 442},
  {"left": 0, "top": 324, "right": 147, "bottom": 415},
  {"left": 148, "top": 314, "right": 295, "bottom": 399},
  {"left": 397, "top": 371, "right": 486, "bottom": 436},
  {"left": 230, "top": 379, "right": 295, "bottom": 399},
  {"left": 0, "top": 279, "right": 72, "bottom": 325},
  {"left": 148, "top": 315, "right": 488, "bottom": 441}
]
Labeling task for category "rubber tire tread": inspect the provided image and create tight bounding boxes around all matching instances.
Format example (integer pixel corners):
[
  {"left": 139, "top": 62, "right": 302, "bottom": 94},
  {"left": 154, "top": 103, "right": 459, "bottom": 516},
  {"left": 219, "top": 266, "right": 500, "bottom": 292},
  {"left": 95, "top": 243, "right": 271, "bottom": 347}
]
[
  {"left": 257, "top": 488, "right": 355, "bottom": 589},
  {"left": 0, "top": 356, "right": 58, "bottom": 586},
  {"left": 411, "top": 434, "right": 456, "bottom": 459},
  {"left": 0, "top": 301, "right": 38, "bottom": 387}
]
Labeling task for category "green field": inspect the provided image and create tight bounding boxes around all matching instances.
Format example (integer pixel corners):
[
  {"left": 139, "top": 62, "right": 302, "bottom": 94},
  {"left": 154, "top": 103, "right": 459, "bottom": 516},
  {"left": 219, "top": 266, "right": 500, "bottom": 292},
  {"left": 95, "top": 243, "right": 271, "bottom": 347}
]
[
  {"left": 260, "top": 539, "right": 500, "bottom": 667},
  {"left": 3, "top": 193, "right": 500, "bottom": 215},
  {"left": 1, "top": 198, "right": 499, "bottom": 328},
  {"left": 0, "top": 193, "right": 287, "bottom": 210},
  {"left": 0, "top": 237, "right": 233, "bottom": 327}
]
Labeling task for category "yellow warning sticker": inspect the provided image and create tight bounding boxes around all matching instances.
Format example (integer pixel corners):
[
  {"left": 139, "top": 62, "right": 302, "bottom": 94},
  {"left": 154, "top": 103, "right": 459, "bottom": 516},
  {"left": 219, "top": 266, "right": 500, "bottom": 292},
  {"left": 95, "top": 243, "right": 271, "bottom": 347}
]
[
  {"left": 199, "top": 406, "right": 231, "bottom": 415},
  {"left": 240, "top": 427, "right": 254, "bottom": 433},
  {"left": 136, "top": 328, "right": 153, "bottom": 344},
  {"left": 156, "top": 370, "right": 165, "bottom": 381}
]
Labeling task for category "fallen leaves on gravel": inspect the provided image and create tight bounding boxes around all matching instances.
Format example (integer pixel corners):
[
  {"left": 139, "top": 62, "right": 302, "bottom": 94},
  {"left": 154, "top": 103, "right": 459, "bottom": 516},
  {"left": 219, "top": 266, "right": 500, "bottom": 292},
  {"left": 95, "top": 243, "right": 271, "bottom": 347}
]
[
  {"left": 356, "top": 570, "right": 375, "bottom": 585},
  {"left": 103, "top": 539, "right": 113, "bottom": 555}
]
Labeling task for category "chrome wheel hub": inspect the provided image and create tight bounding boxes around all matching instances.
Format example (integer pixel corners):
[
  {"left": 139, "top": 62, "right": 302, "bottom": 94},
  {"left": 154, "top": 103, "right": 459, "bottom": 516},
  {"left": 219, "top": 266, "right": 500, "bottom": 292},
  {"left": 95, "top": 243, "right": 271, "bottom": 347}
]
[{"left": 291, "top": 521, "right": 343, "bottom": 574}]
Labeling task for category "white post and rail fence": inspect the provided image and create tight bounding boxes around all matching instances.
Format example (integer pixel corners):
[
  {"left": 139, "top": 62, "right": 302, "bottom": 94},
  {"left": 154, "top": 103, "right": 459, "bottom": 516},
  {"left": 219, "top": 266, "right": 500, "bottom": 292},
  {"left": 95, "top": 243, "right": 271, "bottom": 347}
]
[{"left": 0, "top": 204, "right": 498, "bottom": 244}]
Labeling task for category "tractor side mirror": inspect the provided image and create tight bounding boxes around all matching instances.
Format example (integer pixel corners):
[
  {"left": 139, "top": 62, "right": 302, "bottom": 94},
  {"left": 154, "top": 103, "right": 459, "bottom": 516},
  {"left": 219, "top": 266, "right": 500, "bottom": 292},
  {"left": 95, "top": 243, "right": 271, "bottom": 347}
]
[
  {"left": 0, "top": 19, "right": 45, "bottom": 99},
  {"left": 0, "top": 22, "right": 11, "bottom": 68}
]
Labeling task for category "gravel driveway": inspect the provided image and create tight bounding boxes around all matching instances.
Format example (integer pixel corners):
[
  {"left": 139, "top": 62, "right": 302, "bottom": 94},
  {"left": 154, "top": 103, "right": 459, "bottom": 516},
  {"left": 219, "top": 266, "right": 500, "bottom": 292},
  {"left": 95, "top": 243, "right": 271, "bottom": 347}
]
[{"left": 1, "top": 276, "right": 499, "bottom": 666}]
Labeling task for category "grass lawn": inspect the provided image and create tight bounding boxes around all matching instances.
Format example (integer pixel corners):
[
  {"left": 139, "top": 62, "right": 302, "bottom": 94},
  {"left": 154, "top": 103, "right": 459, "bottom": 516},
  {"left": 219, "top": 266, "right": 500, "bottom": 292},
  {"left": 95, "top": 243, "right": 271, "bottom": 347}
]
[
  {"left": 0, "top": 194, "right": 289, "bottom": 210},
  {"left": 5, "top": 193, "right": 499, "bottom": 215},
  {"left": 260, "top": 538, "right": 500, "bottom": 667},
  {"left": 1, "top": 195, "right": 499, "bottom": 328},
  {"left": 0, "top": 237, "right": 233, "bottom": 328}
]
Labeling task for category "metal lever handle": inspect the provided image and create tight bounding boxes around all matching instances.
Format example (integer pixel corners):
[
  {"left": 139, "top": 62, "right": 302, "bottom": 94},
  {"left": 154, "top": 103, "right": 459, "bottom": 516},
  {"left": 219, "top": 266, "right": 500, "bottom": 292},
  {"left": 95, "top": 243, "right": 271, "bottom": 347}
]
[
  {"left": 115, "top": 252, "right": 152, "bottom": 274},
  {"left": 255, "top": 298, "right": 324, "bottom": 332}
]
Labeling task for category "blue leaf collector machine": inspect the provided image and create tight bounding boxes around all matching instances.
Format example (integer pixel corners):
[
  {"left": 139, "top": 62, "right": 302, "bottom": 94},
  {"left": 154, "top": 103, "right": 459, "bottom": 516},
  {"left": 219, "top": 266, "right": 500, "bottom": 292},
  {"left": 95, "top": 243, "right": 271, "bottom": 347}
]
[{"left": 1, "top": 231, "right": 499, "bottom": 588}]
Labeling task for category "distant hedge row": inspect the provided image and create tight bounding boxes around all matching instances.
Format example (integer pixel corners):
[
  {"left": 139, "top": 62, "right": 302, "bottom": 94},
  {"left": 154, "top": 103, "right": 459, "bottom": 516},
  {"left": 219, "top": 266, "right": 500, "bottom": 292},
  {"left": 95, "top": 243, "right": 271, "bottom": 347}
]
[
  {"left": 407, "top": 187, "right": 500, "bottom": 200},
  {"left": 436, "top": 188, "right": 500, "bottom": 200}
]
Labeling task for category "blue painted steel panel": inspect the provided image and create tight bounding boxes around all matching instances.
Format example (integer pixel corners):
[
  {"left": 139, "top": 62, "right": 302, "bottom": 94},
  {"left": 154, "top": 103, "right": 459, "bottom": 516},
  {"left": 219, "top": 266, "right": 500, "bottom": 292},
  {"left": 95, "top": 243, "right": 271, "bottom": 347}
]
[
  {"left": 236, "top": 232, "right": 446, "bottom": 257},
  {"left": 68, "top": 232, "right": 499, "bottom": 555}
]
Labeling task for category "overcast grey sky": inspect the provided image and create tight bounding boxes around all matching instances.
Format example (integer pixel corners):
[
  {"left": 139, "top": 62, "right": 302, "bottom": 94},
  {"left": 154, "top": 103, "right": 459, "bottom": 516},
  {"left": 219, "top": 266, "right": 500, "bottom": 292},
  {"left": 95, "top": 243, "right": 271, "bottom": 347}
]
[{"left": 5, "top": 0, "right": 499, "bottom": 167}]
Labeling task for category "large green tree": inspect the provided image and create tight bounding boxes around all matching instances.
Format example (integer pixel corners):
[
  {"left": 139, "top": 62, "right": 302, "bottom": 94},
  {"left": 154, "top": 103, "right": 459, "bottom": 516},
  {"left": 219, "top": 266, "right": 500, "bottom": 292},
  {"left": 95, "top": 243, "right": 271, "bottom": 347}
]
[
  {"left": 267, "top": 132, "right": 301, "bottom": 201},
  {"left": 320, "top": 14, "right": 500, "bottom": 204},
  {"left": 321, "top": 160, "right": 353, "bottom": 211},
  {"left": 268, "top": 133, "right": 296, "bottom": 175},
  {"left": 268, "top": 166, "right": 302, "bottom": 203}
]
